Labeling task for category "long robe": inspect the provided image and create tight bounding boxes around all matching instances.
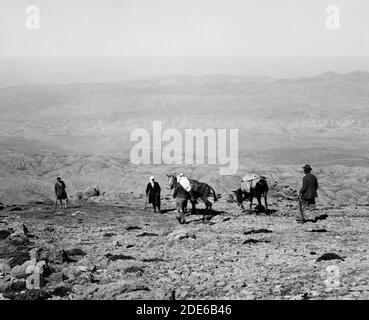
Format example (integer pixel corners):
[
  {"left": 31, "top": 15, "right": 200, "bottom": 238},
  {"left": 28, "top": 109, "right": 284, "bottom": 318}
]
[
  {"left": 55, "top": 181, "right": 67, "bottom": 200},
  {"left": 146, "top": 182, "right": 161, "bottom": 206}
]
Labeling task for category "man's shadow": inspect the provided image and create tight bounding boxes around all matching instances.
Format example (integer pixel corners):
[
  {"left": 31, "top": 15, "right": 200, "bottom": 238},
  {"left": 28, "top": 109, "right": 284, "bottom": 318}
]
[
  {"left": 181, "top": 208, "right": 225, "bottom": 224},
  {"left": 159, "top": 208, "right": 177, "bottom": 214}
]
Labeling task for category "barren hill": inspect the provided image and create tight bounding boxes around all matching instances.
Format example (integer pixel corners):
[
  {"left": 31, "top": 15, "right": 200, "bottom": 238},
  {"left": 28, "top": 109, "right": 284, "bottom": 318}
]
[{"left": 1, "top": 73, "right": 369, "bottom": 205}]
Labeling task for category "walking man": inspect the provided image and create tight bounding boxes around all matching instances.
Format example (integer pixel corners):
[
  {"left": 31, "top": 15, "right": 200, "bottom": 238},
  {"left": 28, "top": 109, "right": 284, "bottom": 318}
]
[
  {"left": 146, "top": 176, "right": 161, "bottom": 213},
  {"left": 55, "top": 177, "right": 68, "bottom": 210},
  {"left": 172, "top": 183, "right": 188, "bottom": 224},
  {"left": 298, "top": 164, "right": 319, "bottom": 222}
]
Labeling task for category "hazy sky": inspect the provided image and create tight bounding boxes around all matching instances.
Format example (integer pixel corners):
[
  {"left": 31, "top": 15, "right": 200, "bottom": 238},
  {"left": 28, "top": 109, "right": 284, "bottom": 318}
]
[
  {"left": 1, "top": 0, "right": 369, "bottom": 86},
  {"left": 1, "top": 0, "right": 369, "bottom": 57}
]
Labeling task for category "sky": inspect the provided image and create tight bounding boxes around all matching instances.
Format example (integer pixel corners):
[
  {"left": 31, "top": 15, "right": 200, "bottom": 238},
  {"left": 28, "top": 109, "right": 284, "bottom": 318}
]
[{"left": 0, "top": 0, "right": 369, "bottom": 85}]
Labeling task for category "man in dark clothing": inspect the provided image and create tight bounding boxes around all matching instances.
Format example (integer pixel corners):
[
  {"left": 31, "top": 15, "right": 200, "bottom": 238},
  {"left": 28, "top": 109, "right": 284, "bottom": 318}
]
[
  {"left": 55, "top": 177, "right": 68, "bottom": 210},
  {"left": 146, "top": 176, "right": 161, "bottom": 213},
  {"left": 298, "top": 164, "right": 319, "bottom": 221}
]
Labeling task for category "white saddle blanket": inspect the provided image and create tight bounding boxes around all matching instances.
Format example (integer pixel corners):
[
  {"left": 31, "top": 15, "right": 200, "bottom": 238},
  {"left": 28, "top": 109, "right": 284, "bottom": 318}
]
[
  {"left": 177, "top": 176, "right": 191, "bottom": 192},
  {"left": 241, "top": 174, "right": 261, "bottom": 193}
]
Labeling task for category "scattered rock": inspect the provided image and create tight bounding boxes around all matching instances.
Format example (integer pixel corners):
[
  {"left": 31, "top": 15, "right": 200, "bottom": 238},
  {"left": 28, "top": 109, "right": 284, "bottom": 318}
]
[
  {"left": 47, "top": 272, "right": 67, "bottom": 284},
  {"left": 242, "top": 239, "right": 271, "bottom": 244},
  {"left": 103, "top": 232, "right": 116, "bottom": 238},
  {"left": 0, "top": 229, "right": 11, "bottom": 240},
  {"left": 167, "top": 229, "right": 196, "bottom": 240},
  {"left": 0, "top": 279, "right": 26, "bottom": 294},
  {"left": 125, "top": 226, "right": 142, "bottom": 231},
  {"left": 7, "top": 234, "right": 31, "bottom": 247},
  {"left": 314, "top": 214, "right": 328, "bottom": 222},
  {"left": 9, "top": 207, "right": 23, "bottom": 212},
  {"left": 22, "top": 224, "right": 29, "bottom": 235},
  {"left": 105, "top": 253, "right": 136, "bottom": 262},
  {"left": 349, "top": 285, "right": 369, "bottom": 292},
  {"left": 82, "top": 281, "right": 150, "bottom": 299},
  {"left": 316, "top": 253, "right": 345, "bottom": 262},
  {"left": 136, "top": 232, "right": 159, "bottom": 237},
  {"left": 3, "top": 289, "right": 51, "bottom": 300},
  {"left": 8, "top": 252, "right": 31, "bottom": 268},
  {"left": 44, "top": 227, "right": 55, "bottom": 232},
  {"left": 62, "top": 250, "right": 77, "bottom": 263},
  {"left": 52, "top": 285, "right": 71, "bottom": 297},
  {"left": 123, "top": 266, "right": 144, "bottom": 274},
  {"left": 64, "top": 248, "right": 86, "bottom": 257},
  {"left": 82, "top": 186, "right": 100, "bottom": 198},
  {"left": 75, "top": 191, "right": 84, "bottom": 200},
  {"left": 310, "top": 229, "right": 328, "bottom": 233},
  {"left": 141, "top": 257, "right": 164, "bottom": 263},
  {"left": 244, "top": 228, "right": 273, "bottom": 235},
  {"left": 71, "top": 211, "right": 87, "bottom": 216}
]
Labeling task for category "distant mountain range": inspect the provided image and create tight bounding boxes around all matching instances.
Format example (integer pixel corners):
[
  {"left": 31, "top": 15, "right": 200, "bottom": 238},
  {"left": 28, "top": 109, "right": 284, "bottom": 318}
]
[{"left": 0, "top": 72, "right": 369, "bottom": 205}]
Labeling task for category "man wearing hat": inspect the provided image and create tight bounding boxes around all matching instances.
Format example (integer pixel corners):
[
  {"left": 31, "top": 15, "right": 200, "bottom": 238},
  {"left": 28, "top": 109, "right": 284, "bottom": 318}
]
[
  {"left": 298, "top": 164, "right": 319, "bottom": 222},
  {"left": 146, "top": 176, "right": 161, "bottom": 213},
  {"left": 55, "top": 177, "right": 68, "bottom": 210}
]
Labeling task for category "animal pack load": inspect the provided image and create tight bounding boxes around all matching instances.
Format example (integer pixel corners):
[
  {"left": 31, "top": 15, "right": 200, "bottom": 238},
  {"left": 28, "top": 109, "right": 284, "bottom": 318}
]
[
  {"left": 241, "top": 174, "right": 261, "bottom": 193},
  {"left": 177, "top": 175, "right": 192, "bottom": 192}
]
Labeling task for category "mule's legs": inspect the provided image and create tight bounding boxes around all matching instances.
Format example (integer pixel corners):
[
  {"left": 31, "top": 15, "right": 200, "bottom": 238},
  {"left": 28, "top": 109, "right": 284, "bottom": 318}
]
[
  {"left": 180, "top": 203, "right": 186, "bottom": 224},
  {"left": 236, "top": 191, "right": 245, "bottom": 211},
  {"left": 256, "top": 196, "right": 262, "bottom": 214},
  {"left": 191, "top": 200, "right": 197, "bottom": 215},
  {"left": 183, "top": 200, "right": 188, "bottom": 214},
  {"left": 264, "top": 193, "right": 268, "bottom": 211},
  {"left": 203, "top": 199, "right": 212, "bottom": 220}
]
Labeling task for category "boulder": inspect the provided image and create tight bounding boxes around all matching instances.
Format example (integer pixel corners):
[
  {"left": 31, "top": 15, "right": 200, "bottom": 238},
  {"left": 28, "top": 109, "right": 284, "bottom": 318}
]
[
  {"left": 3, "top": 289, "right": 51, "bottom": 300},
  {"left": 75, "top": 191, "right": 83, "bottom": 200},
  {"left": 0, "top": 279, "right": 26, "bottom": 293},
  {"left": 0, "top": 229, "right": 11, "bottom": 240},
  {"left": 82, "top": 186, "right": 100, "bottom": 199}
]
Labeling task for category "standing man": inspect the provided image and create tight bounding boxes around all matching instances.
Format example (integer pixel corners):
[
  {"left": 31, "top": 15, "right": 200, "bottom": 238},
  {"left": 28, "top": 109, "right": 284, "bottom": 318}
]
[
  {"left": 298, "top": 164, "right": 319, "bottom": 222},
  {"left": 55, "top": 177, "right": 68, "bottom": 210},
  {"left": 146, "top": 176, "right": 161, "bottom": 213}
]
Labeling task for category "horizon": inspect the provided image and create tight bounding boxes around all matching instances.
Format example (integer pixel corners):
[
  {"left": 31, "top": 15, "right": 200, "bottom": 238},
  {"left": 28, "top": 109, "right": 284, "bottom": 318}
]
[{"left": 2, "top": 55, "right": 369, "bottom": 88}]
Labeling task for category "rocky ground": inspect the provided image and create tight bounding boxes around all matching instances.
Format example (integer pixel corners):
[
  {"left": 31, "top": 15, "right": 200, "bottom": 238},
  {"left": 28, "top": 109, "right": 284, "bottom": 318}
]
[{"left": 1, "top": 193, "right": 369, "bottom": 300}]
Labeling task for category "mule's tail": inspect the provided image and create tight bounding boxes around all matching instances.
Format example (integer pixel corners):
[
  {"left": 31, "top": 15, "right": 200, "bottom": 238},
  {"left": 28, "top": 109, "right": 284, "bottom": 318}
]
[{"left": 210, "top": 186, "right": 218, "bottom": 202}]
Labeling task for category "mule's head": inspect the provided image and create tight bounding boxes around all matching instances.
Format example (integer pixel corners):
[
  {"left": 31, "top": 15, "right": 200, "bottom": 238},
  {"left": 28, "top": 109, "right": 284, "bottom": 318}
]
[
  {"left": 232, "top": 188, "right": 249, "bottom": 205},
  {"left": 166, "top": 173, "right": 178, "bottom": 190}
]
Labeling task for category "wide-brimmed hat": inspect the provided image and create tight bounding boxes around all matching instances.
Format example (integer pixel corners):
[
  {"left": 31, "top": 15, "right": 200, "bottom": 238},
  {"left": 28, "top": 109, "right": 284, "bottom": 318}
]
[{"left": 303, "top": 164, "right": 312, "bottom": 171}]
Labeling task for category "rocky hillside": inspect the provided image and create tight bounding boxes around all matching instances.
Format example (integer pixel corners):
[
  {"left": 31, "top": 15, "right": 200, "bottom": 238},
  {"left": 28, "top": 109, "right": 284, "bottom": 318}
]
[{"left": 1, "top": 196, "right": 369, "bottom": 300}]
